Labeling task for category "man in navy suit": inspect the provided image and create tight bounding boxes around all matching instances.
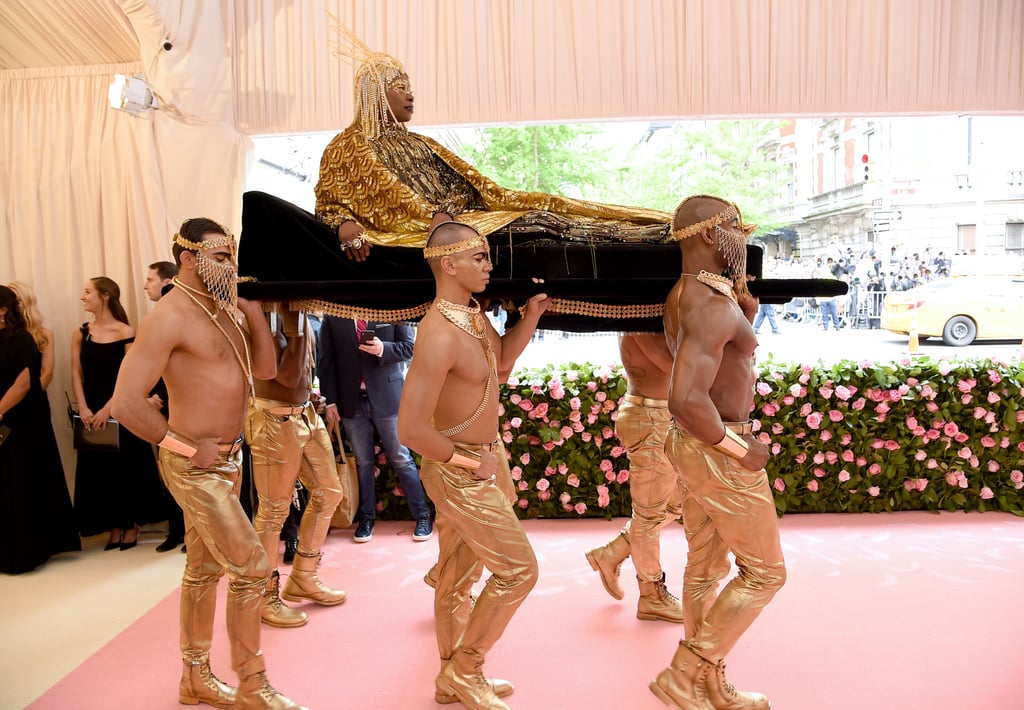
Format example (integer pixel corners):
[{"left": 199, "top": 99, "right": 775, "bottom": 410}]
[{"left": 318, "top": 316, "right": 432, "bottom": 542}]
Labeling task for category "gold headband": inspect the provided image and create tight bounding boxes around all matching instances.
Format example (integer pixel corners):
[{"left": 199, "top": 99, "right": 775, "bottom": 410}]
[
  {"left": 423, "top": 235, "right": 489, "bottom": 260},
  {"left": 174, "top": 231, "right": 236, "bottom": 253},
  {"left": 672, "top": 204, "right": 740, "bottom": 241}
]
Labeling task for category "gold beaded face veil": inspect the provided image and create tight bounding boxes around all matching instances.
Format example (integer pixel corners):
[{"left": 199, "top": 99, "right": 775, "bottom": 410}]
[{"left": 174, "top": 231, "right": 239, "bottom": 312}]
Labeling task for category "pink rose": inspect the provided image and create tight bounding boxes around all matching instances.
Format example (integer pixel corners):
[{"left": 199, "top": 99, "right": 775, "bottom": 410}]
[
  {"left": 542, "top": 442, "right": 556, "bottom": 451},
  {"left": 813, "top": 452, "right": 825, "bottom": 464},
  {"left": 835, "top": 385, "right": 852, "bottom": 401},
  {"left": 783, "top": 395, "right": 795, "bottom": 405},
  {"left": 538, "top": 490, "right": 551, "bottom": 501},
  {"left": 616, "top": 470, "right": 630, "bottom": 484},
  {"left": 800, "top": 403, "right": 813, "bottom": 417},
  {"left": 943, "top": 422, "right": 959, "bottom": 436},
  {"left": 829, "top": 409, "right": 844, "bottom": 422},
  {"left": 586, "top": 381, "right": 598, "bottom": 391},
  {"left": 842, "top": 450, "right": 855, "bottom": 462},
  {"left": 519, "top": 399, "right": 534, "bottom": 412},
  {"left": 510, "top": 416, "right": 523, "bottom": 428},
  {"left": 840, "top": 434, "right": 852, "bottom": 446},
  {"left": 906, "top": 416, "right": 919, "bottom": 429},
  {"left": 956, "top": 378, "right": 977, "bottom": 393},
  {"left": 813, "top": 467, "right": 825, "bottom": 478},
  {"left": 818, "top": 386, "right": 834, "bottom": 399},
  {"left": 763, "top": 402, "right": 779, "bottom": 416},
  {"left": 758, "top": 432, "right": 772, "bottom": 445},
  {"left": 510, "top": 466, "right": 523, "bottom": 480},
  {"left": 756, "top": 381, "right": 772, "bottom": 396},
  {"left": 1010, "top": 470, "right": 1023, "bottom": 484},
  {"left": 884, "top": 440, "right": 900, "bottom": 451},
  {"left": 599, "top": 459, "right": 613, "bottom": 473},
  {"left": 610, "top": 445, "right": 627, "bottom": 457},
  {"left": 560, "top": 425, "right": 574, "bottom": 440},
  {"left": 825, "top": 451, "right": 838, "bottom": 464},
  {"left": 518, "top": 498, "right": 529, "bottom": 509},
  {"left": 868, "top": 486, "right": 880, "bottom": 497},
  {"left": 789, "top": 384, "right": 803, "bottom": 397},
  {"left": 567, "top": 474, "right": 580, "bottom": 488},
  {"left": 838, "top": 470, "right": 851, "bottom": 482},
  {"left": 987, "top": 391, "right": 1001, "bottom": 404},
  {"left": 869, "top": 463, "right": 882, "bottom": 475},
  {"left": 771, "top": 443, "right": 781, "bottom": 455},
  {"left": 518, "top": 480, "right": 529, "bottom": 491},
  {"left": 857, "top": 457, "right": 867, "bottom": 466},
  {"left": 595, "top": 391, "right": 607, "bottom": 402},
  {"left": 806, "top": 412, "right": 823, "bottom": 429},
  {"left": 808, "top": 480, "right": 819, "bottom": 492},
  {"left": 559, "top": 492, "right": 571, "bottom": 505},
  {"left": 820, "top": 430, "right": 833, "bottom": 442},
  {"left": 916, "top": 479, "right": 928, "bottom": 492},
  {"left": 773, "top": 478, "right": 786, "bottom": 492},
  {"left": 574, "top": 502, "right": 588, "bottom": 515},
  {"left": 550, "top": 388, "right": 566, "bottom": 400},
  {"left": 795, "top": 453, "right": 807, "bottom": 464},
  {"left": 987, "top": 460, "right": 1000, "bottom": 473},
  {"left": 535, "top": 478, "right": 550, "bottom": 492},
  {"left": 852, "top": 398, "right": 866, "bottom": 411},
  {"left": 980, "top": 487, "right": 994, "bottom": 500},
  {"left": 569, "top": 396, "right": 581, "bottom": 410},
  {"left": 502, "top": 431, "right": 513, "bottom": 444},
  {"left": 904, "top": 480, "right": 916, "bottom": 492},
  {"left": 914, "top": 449, "right": 927, "bottom": 461},
  {"left": 509, "top": 393, "right": 522, "bottom": 404},
  {"left": 926, "top": 458, "right": 938, "bottom": 469}
]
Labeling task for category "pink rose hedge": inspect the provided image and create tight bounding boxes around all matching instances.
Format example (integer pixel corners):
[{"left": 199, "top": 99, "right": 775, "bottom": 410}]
[{"left": 366, "top": 356, "right": 1023, "bottom": 520}]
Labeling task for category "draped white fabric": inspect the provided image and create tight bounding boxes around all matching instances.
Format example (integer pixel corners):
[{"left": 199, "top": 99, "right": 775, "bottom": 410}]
[{"left": 0, "top": 0, "right": 1021, "bottom": 485}]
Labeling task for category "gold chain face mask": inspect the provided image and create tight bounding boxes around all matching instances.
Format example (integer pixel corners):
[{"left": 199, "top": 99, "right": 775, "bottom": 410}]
[
  {"left": 195, "top": 251, "right": 239, "bottom": 312},
  {"left": 714, "top": 224, "right": 748, "bottom": 278}
]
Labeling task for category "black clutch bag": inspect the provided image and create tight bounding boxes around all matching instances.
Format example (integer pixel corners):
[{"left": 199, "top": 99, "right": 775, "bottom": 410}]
[{"left": 66, "top": 392, "right": 121, "bottom": 452}]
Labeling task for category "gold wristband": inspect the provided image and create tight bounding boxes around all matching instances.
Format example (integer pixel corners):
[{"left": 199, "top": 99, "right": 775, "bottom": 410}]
[
  {"left": 445, "top": 446, "right": 482, "bottom": 471},
  {"left": 159, "top": 430, "right": 198, "bottom": 458},
  {"left": 713, "top": 427, "right": 749, "bottom": 460}
]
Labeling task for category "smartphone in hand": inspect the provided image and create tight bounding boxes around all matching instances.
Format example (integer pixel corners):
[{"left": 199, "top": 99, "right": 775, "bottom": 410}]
[{"left": 359, "top": 329, "right": 376, "bottom": 345}]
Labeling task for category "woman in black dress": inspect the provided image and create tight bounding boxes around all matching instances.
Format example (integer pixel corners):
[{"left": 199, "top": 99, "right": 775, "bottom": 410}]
[
  {"left": 70, "top": 277, "right": 164, "bottom": 550},
  {"left": 0, "top": 286, "right": 80, "bottom": 574}
]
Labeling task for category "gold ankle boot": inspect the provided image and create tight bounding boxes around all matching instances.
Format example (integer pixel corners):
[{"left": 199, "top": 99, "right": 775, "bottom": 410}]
[
  {"left": 179, "top": 657, "right": 236, "bottom": 708},
  {"left": 282, "top": 551, "right": 347, "bottom": 606},
  {"left": 584, "top": 532, "right": 630, "bottom": 600},
  {"left": 637, "top": 572, "right": 684, "bottom": 624},
  {"left": 704, "top": 660, "right": 770, "bottom": 710},
  {"left": 436, "top": 656, "right": 511, "bottom": 710},
  {"left": 235, "top": 671, "right": 307, "bottom": 710},
  {"left": 435, "top": 675, "right": 514, "bottom": 704},
  {"left": 261, "top": 570, "right": 308, "bottom": 628},
  {"left": 649, "top": 642, "right": 715, "bottom": 710}
]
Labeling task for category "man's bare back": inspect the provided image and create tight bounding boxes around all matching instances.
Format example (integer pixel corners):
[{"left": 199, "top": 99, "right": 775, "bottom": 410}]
[{"left": 619, "top": 332, "right": 674, "bottom": 400}]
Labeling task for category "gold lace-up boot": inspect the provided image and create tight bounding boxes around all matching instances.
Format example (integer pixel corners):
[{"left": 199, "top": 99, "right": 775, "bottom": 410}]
[
  {"left": 261, "top": 570, "right": 308, "bottom": 628},
  {"left": 649, "top": 641, "right": 715, "bottom": 710},
  {"left": 282, "top": 551, "right": 347, "bottom": 605},
  {"left": 235, "top": 671, "right": 307, "bottom": 710},
  {"left": 636, "top": 572, "right": 684, "bottom": 623},
  {"left": 435, "top": 674, "right": 514, "bottom": 705},
  {"left": 178, "top": 654, "right": 236, "bottom": 708},
  {"left": 584, "top": 531, "right": 630, "bottom": 600},
  {"left": 704, "top": 660, "right": 770, "bottom": 709},
  {"left": 436, "top": 651, "right": 511, "bottom": 710}
]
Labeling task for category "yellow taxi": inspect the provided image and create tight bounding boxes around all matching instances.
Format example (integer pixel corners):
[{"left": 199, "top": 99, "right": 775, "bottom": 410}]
[{"left": 881, "top": 276, "right": 1024, "bottom": 346}]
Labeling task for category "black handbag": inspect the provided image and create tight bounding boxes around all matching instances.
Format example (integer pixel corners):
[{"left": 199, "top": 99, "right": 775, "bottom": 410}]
[{"left": 66, "top": 392, "right": 121, "bottom": 452}]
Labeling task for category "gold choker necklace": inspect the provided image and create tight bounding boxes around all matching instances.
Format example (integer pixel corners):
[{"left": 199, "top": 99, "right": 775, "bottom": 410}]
[
  {"left": 435, "top": 297, "right": 486, "bottom": 339},
  {"left": 684, "top": 271, "right": 738, "bottom": 304}
]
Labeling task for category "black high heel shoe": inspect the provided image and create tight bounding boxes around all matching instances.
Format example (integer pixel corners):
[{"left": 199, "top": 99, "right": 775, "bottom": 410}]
[
  {"left": 104, "top": 529, "right": 123, "bottom": 551},
  {"left": 120, "top": 525, "right": 140, "bottom": 551}
]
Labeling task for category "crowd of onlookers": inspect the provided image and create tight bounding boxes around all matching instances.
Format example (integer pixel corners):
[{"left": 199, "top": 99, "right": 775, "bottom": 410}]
[{"left": 760, "top": 242, "right": 961, "bottom": 330}]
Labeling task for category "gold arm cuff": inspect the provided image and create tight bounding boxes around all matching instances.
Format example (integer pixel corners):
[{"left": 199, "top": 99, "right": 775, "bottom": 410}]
[
  {"left": 445, "top": 446, "right": 482, "bottom": 471},
  {"left": 159, "top": 431, "right": 198, "bottom": 458},
  {"left": 713, "top": 427, "right": 749, "bottom": 460}
]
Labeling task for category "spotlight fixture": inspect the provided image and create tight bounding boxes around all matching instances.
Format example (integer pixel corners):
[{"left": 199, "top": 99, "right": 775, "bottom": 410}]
[{"left": 108, "top": 74, "right": 159, "bottom": 117}]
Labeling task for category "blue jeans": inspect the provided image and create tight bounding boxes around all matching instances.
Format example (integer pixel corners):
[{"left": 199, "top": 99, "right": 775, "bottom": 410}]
[
  {"left": 753, "top": 304, "right": 779, "bottom": 333},
  {"left": 342, "top": 397, "right": 430, "bottom": 521},
  {"left": 819, "top": 300, "right": 841, "bottom": 329}
]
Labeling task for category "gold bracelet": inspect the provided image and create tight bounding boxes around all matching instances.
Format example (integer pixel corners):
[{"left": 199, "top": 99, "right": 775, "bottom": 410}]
[
  {"left": 445, "top": 445, "right": 482, "bottom": 471},
  {"left": 159, "top": 430, "right": 198, "bottom": 458},
  {"left": 713, "top": 427, "right": 749, "bottom": 461}
]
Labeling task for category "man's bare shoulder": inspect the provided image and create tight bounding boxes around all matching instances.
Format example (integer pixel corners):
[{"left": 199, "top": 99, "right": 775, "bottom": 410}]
[{"left": 138, "top": 292, "right": 198, "bottom": 344}]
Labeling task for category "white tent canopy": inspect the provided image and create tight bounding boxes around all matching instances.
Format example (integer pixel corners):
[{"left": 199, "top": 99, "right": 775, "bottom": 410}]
[{"left": 1, "top": 0, "right": 1022, "bottom": 476}]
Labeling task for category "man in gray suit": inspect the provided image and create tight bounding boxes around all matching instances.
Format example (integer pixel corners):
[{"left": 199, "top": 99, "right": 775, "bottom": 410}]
[{"left": 318, "top": 317, "right": 432, "bottom": 543}]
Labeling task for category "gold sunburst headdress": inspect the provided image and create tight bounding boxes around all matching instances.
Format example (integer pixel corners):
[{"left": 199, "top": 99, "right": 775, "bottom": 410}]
[{"left": 326, "top": 13, "right": 409, "bottom": 140}]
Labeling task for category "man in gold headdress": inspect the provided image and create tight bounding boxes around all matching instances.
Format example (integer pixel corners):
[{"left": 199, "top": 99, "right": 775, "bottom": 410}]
[
  {"left": 113, "top": 219, "right": 306, "bottom": 710},
  {"left": 398, "top": 221, "right": 549, "bottom": 710},
  {"left": 649, "top": 195, "right": 784, "bottom": 710},
  {"left": 314, "top": 31, "right": 671, "bottom": 260}
]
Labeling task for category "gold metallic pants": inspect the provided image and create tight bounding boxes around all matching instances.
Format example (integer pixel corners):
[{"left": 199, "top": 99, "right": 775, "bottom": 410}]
[
  {"left": 420, "top": 440, "right": 538, "bottom": 666},
  {"left": 616, "top": 396, "right": 683, "bottom": 582},
  {"left": 246, "top": 400, "right": 343, "bottom": 568},
  {"left": 666, "top": 423, "right": 786, "bottom": 663},
  {"left": 159, "top": 448, "right": 271, "bottom": 679}
]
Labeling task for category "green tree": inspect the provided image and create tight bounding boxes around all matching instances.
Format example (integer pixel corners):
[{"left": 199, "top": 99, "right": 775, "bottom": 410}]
[
  {"left": 612, "top": 120, "right": 786, "bottom": 235},
  {"left": 445, "top": 124, "right": 626, "bottom": 201}
]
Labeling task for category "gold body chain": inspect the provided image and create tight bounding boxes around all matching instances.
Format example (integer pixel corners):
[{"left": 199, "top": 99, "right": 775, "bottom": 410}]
[
  {"left": 683, "top": 271, "right": 739, "bottom": 304},
  {"left": 434, "top": 297, "right": 496, "bottom": 438},
  {"left": 172, "top": 277, "right": 254, "bottom": 391}
]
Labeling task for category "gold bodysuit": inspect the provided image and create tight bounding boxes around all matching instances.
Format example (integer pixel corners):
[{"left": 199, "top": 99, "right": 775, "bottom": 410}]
[{"left": 314, "top": 123, "right": 672, "bottom": 247}]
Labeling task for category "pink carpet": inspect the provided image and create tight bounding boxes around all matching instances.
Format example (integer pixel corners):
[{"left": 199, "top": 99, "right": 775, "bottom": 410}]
[{"left": 31, "top": 512, "right": 1024, "bottom": 709}]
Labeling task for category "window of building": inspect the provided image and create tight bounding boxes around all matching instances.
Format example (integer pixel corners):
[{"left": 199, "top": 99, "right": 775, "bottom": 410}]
[
  {"left": 1006, "top": 222, "right": 1023, "bottom": 255},
  {"left": 958, "top": 224, "right": 976, "bottom": 253}
]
